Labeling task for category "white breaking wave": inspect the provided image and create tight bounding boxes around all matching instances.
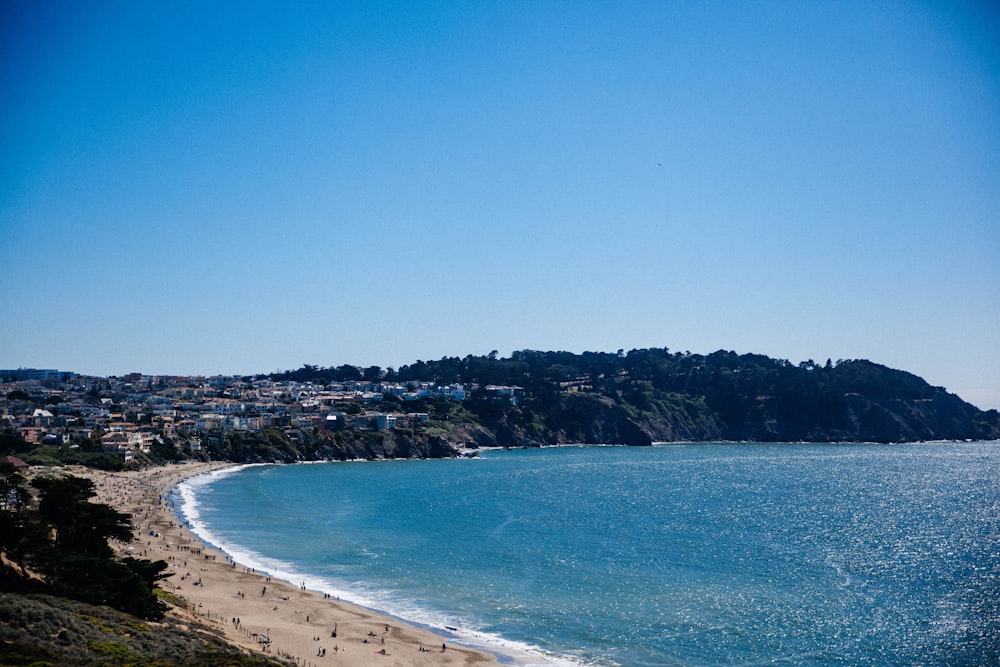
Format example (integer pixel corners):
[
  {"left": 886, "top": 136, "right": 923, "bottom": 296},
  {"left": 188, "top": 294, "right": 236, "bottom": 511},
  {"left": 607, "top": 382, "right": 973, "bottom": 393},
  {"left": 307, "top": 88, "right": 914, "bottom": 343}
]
[{"left": 172, "top": 465, "right": 589, "bottom": 667}]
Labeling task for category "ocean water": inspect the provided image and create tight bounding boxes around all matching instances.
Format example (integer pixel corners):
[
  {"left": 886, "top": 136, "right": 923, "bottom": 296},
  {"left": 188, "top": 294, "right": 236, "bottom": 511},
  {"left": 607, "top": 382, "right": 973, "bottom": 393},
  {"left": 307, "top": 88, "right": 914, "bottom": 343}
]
[{"left": 177, "top": 442, "right": 1000, "bottom": 666}]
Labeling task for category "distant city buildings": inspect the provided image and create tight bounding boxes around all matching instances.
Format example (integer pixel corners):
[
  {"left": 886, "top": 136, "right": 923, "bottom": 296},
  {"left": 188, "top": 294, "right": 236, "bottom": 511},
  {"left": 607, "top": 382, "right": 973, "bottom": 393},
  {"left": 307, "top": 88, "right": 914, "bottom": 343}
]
[
  {"left": 0, "top": 369, "right": 522, "bottom": 462},
  {"left": 0, "top": 368, "right": 75, "bottom": 382}
]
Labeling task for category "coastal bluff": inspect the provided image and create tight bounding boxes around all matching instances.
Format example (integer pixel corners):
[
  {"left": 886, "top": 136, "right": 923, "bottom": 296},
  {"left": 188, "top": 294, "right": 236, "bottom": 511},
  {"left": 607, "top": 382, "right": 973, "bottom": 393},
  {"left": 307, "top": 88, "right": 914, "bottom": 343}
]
[
  {"left": 4, "top": 349, "right": 998, "bottom": 469},
  {"left": 254, "top": 351, "right": 1000, "bottom": 458}
]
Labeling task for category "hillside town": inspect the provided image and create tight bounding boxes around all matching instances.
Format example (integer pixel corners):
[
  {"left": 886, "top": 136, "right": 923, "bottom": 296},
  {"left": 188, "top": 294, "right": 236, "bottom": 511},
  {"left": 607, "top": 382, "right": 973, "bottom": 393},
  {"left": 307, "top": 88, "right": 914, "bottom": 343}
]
[{"left": 0, "top": 368, "right": 523, "bottom": 462}]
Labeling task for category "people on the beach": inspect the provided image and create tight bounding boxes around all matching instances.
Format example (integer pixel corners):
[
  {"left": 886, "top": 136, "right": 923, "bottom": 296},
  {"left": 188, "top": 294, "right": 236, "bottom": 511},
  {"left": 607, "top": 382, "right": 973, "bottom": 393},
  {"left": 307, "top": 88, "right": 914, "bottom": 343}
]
[{"left": 84, "top": 463, "right": 491, "bottom": 666}]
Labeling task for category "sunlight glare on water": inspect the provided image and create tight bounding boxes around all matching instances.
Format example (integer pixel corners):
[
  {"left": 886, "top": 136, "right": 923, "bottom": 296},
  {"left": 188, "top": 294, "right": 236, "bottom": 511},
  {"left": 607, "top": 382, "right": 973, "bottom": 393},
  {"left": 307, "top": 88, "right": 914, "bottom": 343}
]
[{"left": 181, "top": 442, "right": 1000, "bottom": 666}]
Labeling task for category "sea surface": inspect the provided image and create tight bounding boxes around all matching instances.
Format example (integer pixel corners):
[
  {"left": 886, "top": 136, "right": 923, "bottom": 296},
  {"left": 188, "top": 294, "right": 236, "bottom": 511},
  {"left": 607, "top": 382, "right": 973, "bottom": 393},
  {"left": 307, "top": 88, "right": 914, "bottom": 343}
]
[{"left": 176, "top": 442, "right": 1000, "bottom": 666}]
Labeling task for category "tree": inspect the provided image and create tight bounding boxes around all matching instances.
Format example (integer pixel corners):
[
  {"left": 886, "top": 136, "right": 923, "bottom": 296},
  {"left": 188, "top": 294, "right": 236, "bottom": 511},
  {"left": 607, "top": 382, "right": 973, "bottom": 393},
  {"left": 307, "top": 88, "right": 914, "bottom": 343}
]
[
  {"left": 0, "top": 433, "right": 32, "bottom": 456},
  {"left": 33, "top": 476, "right": 132, "bottom": 558},
  {"left": 19, "top": 475, "right": 170, "bottom": 619},
  {"left": 0, "top": 463, "right": 30, "bottom": 511},
  {"left": 335, "top": 365, "right": 362, "bottom": 381},
  {"left": 5, "top": 389, "right": 30, "bottom": 402}
]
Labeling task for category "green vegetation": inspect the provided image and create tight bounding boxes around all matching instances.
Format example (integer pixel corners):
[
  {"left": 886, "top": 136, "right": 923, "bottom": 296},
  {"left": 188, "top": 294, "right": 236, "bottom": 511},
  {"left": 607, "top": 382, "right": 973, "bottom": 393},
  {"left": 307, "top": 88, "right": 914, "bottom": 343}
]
[
  {"left": 0, "top": 348, "right": 996, "bottom": 664},
  {"left": 273, "top": 348, "right": 1000, "bottom": 445},
  {"left": 0, "top": 592, "right": 289, "bottom": 666},
  {"left": 0, "top": 466, "right": 168, "bottom": 620},
  {"left": 0, "top": 466, "right": 290, "bottom": 666},
  {"left": 3, "top": 349, "right": 998, "bottom": 469},
  {"left": 0, "top": 433, "right": 129, "bottom": 472}
]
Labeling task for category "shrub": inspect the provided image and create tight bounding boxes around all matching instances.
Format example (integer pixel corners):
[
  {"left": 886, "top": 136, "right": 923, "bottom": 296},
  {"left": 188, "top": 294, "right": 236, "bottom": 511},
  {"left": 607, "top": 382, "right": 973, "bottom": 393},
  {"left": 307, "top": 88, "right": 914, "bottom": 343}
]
[{"left": 88, "top": 639, "right": 138, "bottom": 661}]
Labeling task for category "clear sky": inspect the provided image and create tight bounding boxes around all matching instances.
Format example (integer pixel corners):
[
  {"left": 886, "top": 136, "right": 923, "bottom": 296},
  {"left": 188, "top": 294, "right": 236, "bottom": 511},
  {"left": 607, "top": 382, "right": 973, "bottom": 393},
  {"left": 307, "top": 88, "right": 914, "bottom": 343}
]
[{"left": 2, "top": 1, "right": 998, "bottom": 409}]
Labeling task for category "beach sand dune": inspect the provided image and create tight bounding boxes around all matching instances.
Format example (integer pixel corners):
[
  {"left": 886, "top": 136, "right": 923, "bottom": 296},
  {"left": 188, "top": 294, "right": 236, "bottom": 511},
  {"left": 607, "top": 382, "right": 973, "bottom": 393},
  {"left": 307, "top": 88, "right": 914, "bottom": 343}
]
[{"left": 67, "top": 462, "right": 498, "bottom": 667}]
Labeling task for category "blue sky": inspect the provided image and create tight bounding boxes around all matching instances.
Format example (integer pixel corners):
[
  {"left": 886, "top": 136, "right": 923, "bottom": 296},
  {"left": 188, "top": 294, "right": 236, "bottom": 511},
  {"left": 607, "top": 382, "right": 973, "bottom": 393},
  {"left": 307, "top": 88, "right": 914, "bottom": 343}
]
[{"left": 2, "top": 1, "right": 999, "bottom": 409}]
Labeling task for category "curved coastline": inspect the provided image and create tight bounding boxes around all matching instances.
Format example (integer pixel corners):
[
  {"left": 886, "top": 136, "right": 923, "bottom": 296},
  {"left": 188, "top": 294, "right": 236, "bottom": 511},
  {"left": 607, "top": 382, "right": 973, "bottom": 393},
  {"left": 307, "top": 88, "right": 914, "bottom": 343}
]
[
  {"left": 173, "top": 462, "right": 569, "bottom": 667},
  {"left": 78, "top": 461, "right": 518, "bottom": 667}
]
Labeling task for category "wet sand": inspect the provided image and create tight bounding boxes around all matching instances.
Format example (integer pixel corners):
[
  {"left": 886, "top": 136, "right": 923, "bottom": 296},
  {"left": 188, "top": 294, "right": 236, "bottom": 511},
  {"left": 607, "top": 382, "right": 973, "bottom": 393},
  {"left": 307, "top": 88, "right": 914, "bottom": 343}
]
[{"left": 67, "top": 462, "right": 500, "bottom": 667}]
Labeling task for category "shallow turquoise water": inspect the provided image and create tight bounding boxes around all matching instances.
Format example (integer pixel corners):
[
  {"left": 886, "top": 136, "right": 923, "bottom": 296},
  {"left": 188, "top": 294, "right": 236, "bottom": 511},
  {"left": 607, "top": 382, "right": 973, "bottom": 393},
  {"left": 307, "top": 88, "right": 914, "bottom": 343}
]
[{"left": 179, "top": 442, "right": 1000, "bottom": 666}]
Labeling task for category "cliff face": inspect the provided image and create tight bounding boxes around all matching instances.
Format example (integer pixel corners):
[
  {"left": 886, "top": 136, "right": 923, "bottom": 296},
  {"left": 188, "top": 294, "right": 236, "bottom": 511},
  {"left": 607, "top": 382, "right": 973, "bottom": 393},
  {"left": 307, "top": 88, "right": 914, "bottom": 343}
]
[
  {"left": 215, "top": 381, "right": 999, "bottom": 463},
  {"left": 605, "top": 358, "right": 998, "bottom": 444},
  {"left": 236, "top": 351, "right": 1000, "bottom": 460},
  {"left": 632, "top": 388, "right": 999, "bottom": 444},
  {"left": 836, "top": 391, "right": 995, "bottom": 443},
  {"left": 454, "top": 356, "right": 1000, "bottom": 446},
  {"left": 209, "top": 429, "right": 461, "bottom": 462},
  {"left": 540, "top": 408, "right": 654, "bottom": 447},
  {"left": 314, "top": 432, "right": 459, "bottom": 460},
  {"left": 621, "top": 387, "right": 997, "bottom": 444}
]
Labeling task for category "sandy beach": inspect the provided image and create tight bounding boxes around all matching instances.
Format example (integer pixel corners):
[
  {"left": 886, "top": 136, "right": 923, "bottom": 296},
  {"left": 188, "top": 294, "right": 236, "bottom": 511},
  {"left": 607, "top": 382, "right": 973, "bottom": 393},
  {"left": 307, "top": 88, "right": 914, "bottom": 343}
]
[{"left": 65, "top": 461, "right": 499, "bottom": 667}]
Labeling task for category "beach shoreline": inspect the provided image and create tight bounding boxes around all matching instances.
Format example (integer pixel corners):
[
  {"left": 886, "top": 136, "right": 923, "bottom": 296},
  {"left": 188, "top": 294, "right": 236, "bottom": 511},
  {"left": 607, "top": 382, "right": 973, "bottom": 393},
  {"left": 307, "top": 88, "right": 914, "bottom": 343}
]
[{"left": 63, "top": 461, "right": 514, "bottom": 667}]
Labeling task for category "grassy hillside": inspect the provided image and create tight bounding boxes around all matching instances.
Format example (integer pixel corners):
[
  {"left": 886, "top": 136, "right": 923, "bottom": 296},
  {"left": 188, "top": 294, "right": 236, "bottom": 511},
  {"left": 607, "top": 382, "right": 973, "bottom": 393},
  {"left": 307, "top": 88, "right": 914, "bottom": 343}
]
[{"left": 0, "top": 592, "right": 289, "bottom": 667}]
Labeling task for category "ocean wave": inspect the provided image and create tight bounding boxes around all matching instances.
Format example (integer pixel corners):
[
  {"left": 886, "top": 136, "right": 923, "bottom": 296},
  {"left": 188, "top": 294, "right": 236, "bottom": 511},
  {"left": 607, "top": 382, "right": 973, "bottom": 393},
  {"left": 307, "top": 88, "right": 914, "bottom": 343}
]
[
  {"left": 174, "top": 464, "right": 262, "bottom": 548},
  {"left": 171, "top": 465, "right": 590, "bottom": 667}
]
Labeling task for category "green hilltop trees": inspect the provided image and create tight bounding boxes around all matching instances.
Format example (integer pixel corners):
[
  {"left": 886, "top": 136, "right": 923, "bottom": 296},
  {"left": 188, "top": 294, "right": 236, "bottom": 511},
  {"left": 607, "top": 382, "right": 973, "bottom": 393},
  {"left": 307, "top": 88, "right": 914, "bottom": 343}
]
[{"left": 271, "top": 348, "right": 1000, "bottom": 444}]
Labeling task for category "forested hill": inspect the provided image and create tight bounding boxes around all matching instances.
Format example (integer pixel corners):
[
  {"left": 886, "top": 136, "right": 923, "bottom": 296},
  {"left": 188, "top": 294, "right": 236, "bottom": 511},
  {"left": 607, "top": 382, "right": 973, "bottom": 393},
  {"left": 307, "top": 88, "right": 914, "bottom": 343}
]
[{"left": 273, "top": 349, "right": 1000, "bottom": 445}]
